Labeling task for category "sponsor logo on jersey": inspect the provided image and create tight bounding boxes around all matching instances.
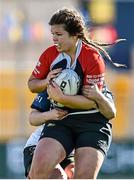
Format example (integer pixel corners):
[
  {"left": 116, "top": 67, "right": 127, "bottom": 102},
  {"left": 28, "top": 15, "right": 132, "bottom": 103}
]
[
  {"left": 86, "top": 73, "right": 104, "bottom": 86},
  {"left": 33, "top": 61, "right": 41, "bottom": 74}
]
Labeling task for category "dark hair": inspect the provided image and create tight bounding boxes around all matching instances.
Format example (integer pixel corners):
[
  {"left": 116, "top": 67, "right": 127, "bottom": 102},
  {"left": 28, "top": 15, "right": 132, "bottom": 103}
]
[{"left": 49, "top": 8, "right": 126, "bottom": 68}]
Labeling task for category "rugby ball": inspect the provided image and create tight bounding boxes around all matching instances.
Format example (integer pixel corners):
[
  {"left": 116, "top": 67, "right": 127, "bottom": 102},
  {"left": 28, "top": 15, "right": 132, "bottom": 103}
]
[{"left": 51, "top": 69, "right": 80, "bottom": 107}]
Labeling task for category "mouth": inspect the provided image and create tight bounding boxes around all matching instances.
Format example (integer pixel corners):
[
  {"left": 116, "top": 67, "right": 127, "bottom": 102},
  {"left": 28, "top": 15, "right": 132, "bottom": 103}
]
[{"left": 54, "top": 43, "right": 61, "bottom": 49}]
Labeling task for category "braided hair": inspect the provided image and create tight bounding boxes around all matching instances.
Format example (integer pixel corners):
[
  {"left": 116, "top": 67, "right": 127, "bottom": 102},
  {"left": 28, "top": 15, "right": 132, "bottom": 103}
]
[{"left": 49, "top": 8, "right": 127, "bottom": 68}]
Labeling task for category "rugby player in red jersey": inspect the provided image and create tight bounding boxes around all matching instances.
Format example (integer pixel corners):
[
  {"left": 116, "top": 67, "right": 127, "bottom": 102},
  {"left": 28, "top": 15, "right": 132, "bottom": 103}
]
[{"left": 27, "top": 8, "right": 119, "bottom": 179}]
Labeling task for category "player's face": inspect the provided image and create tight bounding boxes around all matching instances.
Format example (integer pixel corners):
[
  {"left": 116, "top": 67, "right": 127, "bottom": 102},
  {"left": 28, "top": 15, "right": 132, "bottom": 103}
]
[{"left": 51, "top": 24, "right": 78, "bottom": 54}]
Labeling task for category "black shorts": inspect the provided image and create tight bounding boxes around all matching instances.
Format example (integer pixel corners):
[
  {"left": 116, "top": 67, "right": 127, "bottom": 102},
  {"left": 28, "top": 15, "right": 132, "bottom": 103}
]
[
  {"left": 23, "top": 145, "right": 36, "bottom": 177},
  {"left": 23, "top": 145, "right": 74, "bottom": 177},
  {"left": 40, "top": 112, "right": 112, "bottom": 156}
]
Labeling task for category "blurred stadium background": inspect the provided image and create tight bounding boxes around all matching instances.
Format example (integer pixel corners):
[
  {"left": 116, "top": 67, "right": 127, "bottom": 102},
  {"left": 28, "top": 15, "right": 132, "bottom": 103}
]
[{"left": 0, "top": 0, "right": 134, "bottom": 178}]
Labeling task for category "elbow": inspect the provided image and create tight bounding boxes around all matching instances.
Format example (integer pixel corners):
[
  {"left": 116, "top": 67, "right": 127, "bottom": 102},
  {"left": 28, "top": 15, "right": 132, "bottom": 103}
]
[
  {"left": 29, "top": 113, "right": 36, "bottom": 126},
  {"left": 108, "top": 113, "right": 116, "bottom": 120},
  {"left": 28, "top": 81, "right": 36, "bottom": 93},
  {"left": 29, "top": 88, "right": 37, "bottom": 93},
  {"left": 107, "top": 109, "right": 117, "bottom": 120},
  {"left": 29, "top": 119, "right": 38, "bottom": 126},
  {"left": 28, "top": 75, "right": 37, "bottom": 93},
  {"left": 29, "top": 116, "right": 34, "bottom": 126}
]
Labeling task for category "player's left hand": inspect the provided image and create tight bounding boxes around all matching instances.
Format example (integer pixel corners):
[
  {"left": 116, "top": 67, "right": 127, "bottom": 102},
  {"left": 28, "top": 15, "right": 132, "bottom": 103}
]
[{"left": 82, "top": 83, "right": 101, "bottom": 100}]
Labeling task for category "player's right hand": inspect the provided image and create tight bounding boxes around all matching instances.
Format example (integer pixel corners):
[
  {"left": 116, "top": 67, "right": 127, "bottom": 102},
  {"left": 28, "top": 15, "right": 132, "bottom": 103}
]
[{"left": 46, "top": 68, "right": 62, "bottom": 84}]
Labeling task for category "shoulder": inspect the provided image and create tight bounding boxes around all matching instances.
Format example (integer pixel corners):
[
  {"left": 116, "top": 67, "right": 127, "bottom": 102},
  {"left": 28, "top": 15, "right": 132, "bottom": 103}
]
[
  {"left": 44, "top": 45, "right": 58, "bottom": 54},
  {"left": 31, "top": 91, "right": 50, "bottom": 112},
  {"left": 80, "top": 42, "right": 105, "bottom": 65},
  {"left": 39, "top": 45, "right": 59, "bottom": 61},
  {"left": 33, "top": 91, "right": 48, "bottom": 104},
  {"left": 81, "top": 42, "right": 101, "bottom": 57}
]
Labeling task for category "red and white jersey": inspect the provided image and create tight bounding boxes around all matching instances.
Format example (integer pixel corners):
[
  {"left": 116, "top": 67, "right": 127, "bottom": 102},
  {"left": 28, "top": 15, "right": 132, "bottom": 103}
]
[{"left": 32, "top": 40, "right": 105, "bottom": 90}]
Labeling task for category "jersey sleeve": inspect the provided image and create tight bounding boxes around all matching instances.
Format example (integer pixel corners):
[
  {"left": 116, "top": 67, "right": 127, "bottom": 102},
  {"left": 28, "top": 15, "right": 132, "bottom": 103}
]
[
  {"left": 32, "top": 46, "right": 59, "bottom": 79},
  {"left": 84, "top": 51, "right": 105, "bottom": 91},
  {"left": 32, "top": 49, "right": 51, "bottom": 79},
  {"left": 31, "top": 91, "right": 50, "bottom": 112}
]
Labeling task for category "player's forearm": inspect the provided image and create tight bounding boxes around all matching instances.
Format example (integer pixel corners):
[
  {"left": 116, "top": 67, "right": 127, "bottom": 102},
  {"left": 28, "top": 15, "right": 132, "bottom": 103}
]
[
  {"left": 95, "top": 94, "right": 116, "bottom": 119},
  {"left": 29, "top": 110, "right": 49, "bottom": 126},
  {"left": 57, "top": 94, "right": 97, "bottom": 110},
  {"left": 28, "top": 78, "right": 47, "bottom": 93}
]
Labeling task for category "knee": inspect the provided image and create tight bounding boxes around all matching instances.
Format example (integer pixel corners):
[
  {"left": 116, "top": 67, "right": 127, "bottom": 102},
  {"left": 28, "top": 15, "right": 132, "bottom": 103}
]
[{"left": 29, "top": 154, "right": 56, "bottom": 178}]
